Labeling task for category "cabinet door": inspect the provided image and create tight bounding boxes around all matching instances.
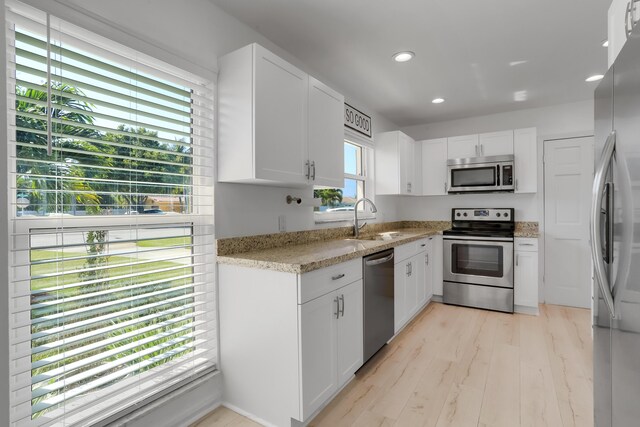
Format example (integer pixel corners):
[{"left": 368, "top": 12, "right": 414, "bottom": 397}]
[
  {"left": 399, "top": 133, "right": 416, "bottom": 195},
  {"left": 478, "top": 130, "right": 514, "bottom": 156},
  {"left": 394, "top": 262, "right": 407, "bottom": 333},
  {"left": 308, "top": 77, "right": 344, "bottom": 188},
  {"left": 336, "top": 280, "right": 364, "bottom": 386},
  {"left": 514, "top": 128, "right": 538, "bottom": 193},
  {"left": 447, "top": 134, "right": 479, "bottom": 159},
  {"left": 300, "top": 291, "right": 338, "bottom": 418},
  {"left": 404, "top": 258, "right": 419, "bottom": 320},
  {"left": 514, "top": 250, "right": 539, "bottom": 310},
  {"left": 420, "top": 138, "right": 448, "bottom": 196},
  {"left": 425, "top": 238, "right": 434, "bottom": 302},
  {"left": 254, "top": 45, "right": 309, "bottom": 184},
  {"left": 414, "top": 252, "right": 427, "bottom": 310},
  {"left": 432, "top": 235, "right": 444, "bottom": 296}
]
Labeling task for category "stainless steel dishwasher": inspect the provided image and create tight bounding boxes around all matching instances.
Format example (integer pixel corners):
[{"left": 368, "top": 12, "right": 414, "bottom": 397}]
[{"left": 363, "top": 249, "right": 395, "bottom": 363}]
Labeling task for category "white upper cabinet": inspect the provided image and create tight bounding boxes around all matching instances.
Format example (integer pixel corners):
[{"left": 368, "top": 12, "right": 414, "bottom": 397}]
[
  {"left": 308, "top": 77, "right": 345, "bottom": 188},
  {"left": 420, "top": 138, "right": 448, "bottom": 196},
  {"left": 514, "top": 127, "right": 537, "bottom": 193},
  {"left": 608, "top": 0, "right": 640, "bottom": 67},
  {"left": 447, "top": 134, "right": 479, "bottom": 159},
  {"left": 218, "top": 44, "right": 344, "bottom": 187},
  {"left": 478, "top": 130, "right": 514, "bottom": 156},
  {"left": 376, "top": 131, "right": 419, "bottom": 195}
]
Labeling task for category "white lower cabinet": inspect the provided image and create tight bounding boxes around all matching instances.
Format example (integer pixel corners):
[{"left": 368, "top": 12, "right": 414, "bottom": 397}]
[
  {"left": 394, "top": 238, "right": 434, "bottom": 333},
  {"left": 219, "top": 261, "right": 363, "bottom": 427},
  {"left": 432, "top": 235, "right": 444, "bottom": 296},
  {"left": 300, "top": 279, "right": 363, "bottom": 418},
  {"left": 514, "top": 237, "right": 539, "bottom": 314}
]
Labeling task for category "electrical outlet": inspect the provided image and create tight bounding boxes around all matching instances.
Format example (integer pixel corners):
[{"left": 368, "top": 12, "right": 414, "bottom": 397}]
[{"left": 278, "top": 215, "right": 286, "bottom": 232}]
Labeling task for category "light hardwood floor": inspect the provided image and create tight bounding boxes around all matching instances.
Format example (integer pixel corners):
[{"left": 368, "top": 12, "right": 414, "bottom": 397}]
[{"left": 193, "top": 303, "right": 593, "bottom": 427}]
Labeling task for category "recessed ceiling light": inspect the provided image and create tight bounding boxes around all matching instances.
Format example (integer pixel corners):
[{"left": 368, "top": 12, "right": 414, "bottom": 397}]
[
  {"left": 432, "top": 98, "right": 445, "bottom": 104},
  {"left": 586, "top": 74, "right": 605, "bottom": 82},
  {"left": 393, "top": 51, "right": 415, "bottom": 62},
  {"left": 602, "top": 39, "right": 609, "bottom": 47}
]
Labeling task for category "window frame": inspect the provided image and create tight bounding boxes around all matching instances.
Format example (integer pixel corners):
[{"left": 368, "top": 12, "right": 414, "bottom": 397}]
[
  {"left": 314, "top": 135, "right": 376, "bottom": 223},
  {"left": 6, "top": 5, "right": 217, "bottom": 426}
]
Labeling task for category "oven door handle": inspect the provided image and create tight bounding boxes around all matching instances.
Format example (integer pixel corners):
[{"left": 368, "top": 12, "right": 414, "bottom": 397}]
[{"left": 443, "top": 235, "right": 514, "bottom": 242}]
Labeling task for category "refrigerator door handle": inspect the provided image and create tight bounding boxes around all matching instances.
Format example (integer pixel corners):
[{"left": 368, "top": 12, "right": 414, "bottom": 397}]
[{"left": 591, "top": 130, "right": 616, "bottom": 318}]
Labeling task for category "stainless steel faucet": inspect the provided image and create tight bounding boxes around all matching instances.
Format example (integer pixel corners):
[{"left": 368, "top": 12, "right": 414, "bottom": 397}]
[{"left": 353, "top": 197, "right": 378, "bottom": 238}]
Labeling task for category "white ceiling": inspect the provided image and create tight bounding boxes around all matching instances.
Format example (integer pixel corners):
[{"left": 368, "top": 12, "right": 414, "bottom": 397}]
[{"left": 211, "top": 0, "right": 609, "bottom": 127}]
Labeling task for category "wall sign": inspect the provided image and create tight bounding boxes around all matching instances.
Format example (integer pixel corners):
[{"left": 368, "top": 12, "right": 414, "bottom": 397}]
[{"left": 344, "top": 103, "right": 372, "bottom": 138}]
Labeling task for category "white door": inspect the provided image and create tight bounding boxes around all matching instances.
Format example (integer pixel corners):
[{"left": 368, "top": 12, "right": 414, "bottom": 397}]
[
  {"left": 432, "top": 235, "right": 444, "bottom": 296},
  {"left": 415, "top": 251, "right": 427, "bottom": 308},
  {"left": 399, "top": 134, "right": 416, "bottom": 194},
  {"left": 514, "top": 127, "right": 538, "bottom": 193},
  {"left": 254, "top": 45, "right": 308, "bottom": 184},
  {"left": 447, "top": 134, "right": 479, "bottom": 159},
  {"left": 514, "top": 250, "right": 539, "bottom": 308},
  {"left": 421, "top": 138, "right": 448, "bottom": 195},
  {"left": 479, "top": 130, "right": 514, "bottom": 156},
  {"left": 394, "top": 261, "right": 408, "bottom": 333},
  {"left": 425, "top": 238, "right": 434, "bottom": 301},
  {"left": 336, "top": 280, "right": 363, "bottom": 386},
  {"left": 544, "top": 136, "right": 594, "bottom": 308},
  {"left": 308, "top": 77, "right": 344, "bottom": 188},
  {"left": 300, "top": 291, "right": 338, "bottom": 418},
  {"left": 404, "top": 257, "right": 418, "bottom": 318}
]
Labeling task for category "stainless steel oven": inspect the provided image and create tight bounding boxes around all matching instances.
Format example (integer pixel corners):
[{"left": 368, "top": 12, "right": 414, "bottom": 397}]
[
  {"left": 444, "top": 236, "right": 514, "bottom": 288},
  {"left": 447, "top": 155, "right": 514, "bottom": 193},
  {"left": 442, "top": 208, "right": 515, "bottom": 313}
]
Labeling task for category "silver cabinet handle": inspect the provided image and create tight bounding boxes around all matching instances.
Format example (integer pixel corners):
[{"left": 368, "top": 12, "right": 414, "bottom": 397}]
[
  {"left": 444, "top": 182, "right": 447, "bottom": 193},
  {"left": 311, "top": 160, "right": 316, "bottom": 180},
  {"left": 334, "top": 296, "right": 339, "bottom": 319},
  {"left": 518, "top": 243, "right": 534, "bottom": 246},
  {"left": 426, "top": 254, "right": 429, "bottom": 265},
  {"left": 407, "top": 182, "right": 412, "bottom": 193},
  {"left": 331, "top": 273, "right": 345, "bottom": 281},
  {"left": 516, "top": 254, "right": 519, "bottom": 266},
  {"left": 420, "top": 243, "right": 426, "bottom": 247},
  {"left": 590, "top": 130, "right": 616, "bottom": 318},
  {"left": 339, "top": 294, "right": 345, "bottom": 317},
  {"left": 515, "top": 178, "right": 519, "bottom": 191},
  {"left": 480, "top": 144, "right": 484, "bottom": 156},
  {"left": 305, "top": 160, "right": 310, "bottom": 180},
  {"left": 475, "top": 145, "right": 479, "bottom": 156}
]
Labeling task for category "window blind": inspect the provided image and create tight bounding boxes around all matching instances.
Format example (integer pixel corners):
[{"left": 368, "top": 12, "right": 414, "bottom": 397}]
[{"left": 6, "top": 2, "right": 216, "bottom": 426}]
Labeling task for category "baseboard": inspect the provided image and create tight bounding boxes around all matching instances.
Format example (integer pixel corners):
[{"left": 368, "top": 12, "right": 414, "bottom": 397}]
[
  {"left": 222, "top": 402, "right": 278, "bottom": 427},
  {"left": 515, "top": 304, "right": 539, "bottom": 316},
  {"left": 431, "top": 294, "right": 443, "bottom": 303},
  {"left": 223, "top": 374, "right": 358, "bottom": 427}
]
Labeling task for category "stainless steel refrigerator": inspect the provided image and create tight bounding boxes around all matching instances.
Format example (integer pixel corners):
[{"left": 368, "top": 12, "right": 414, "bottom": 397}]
[{"left": 593, "top": 30, "right": 640, "bottom": 427}]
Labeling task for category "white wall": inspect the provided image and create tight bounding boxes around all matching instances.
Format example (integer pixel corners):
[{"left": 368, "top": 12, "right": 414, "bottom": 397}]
[{"left": 398, "top": 100, "right": 595, "bottom": 221}]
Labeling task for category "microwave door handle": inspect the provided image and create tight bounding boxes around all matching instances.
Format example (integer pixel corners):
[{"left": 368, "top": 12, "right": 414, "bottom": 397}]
[
  {"left": 497, "top": 165, "right": 501, "bottom": 187},
  {"left": 590, "top": 130, "right": 616, "bottom": 318}
]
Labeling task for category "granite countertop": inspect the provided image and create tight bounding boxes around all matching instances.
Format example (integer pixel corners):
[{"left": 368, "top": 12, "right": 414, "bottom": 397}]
[{"left": 217, "top": 227, "right": 446, "bottom": 274}]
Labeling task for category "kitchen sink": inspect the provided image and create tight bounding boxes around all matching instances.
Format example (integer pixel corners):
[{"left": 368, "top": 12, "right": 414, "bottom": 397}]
[{"left": 355, "top": 232, "right": 408, "bottom": 241}]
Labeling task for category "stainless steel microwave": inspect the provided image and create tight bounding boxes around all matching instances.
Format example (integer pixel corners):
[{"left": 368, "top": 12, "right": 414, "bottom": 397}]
[{"left": 447, "top": 155, "right": 514, "bottom": 193}]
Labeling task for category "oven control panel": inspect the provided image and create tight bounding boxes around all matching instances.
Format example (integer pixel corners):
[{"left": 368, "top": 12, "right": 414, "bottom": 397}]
[{"left": 452, "top": 208, "right": 513, "bottom": 221}]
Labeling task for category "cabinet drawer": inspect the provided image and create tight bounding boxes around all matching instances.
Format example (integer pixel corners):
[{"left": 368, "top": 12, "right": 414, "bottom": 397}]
[
  {"left": 299, "top": 258, "right": 362, "bottom": 304},
  {"left": 394, "top": 241, "right": 417, "bottom": 263},
  {"left": 515, "top": 238, "right": 538, "bottom": 252}
]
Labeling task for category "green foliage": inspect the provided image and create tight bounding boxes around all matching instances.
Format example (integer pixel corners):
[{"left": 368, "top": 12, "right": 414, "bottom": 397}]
[{"left": 314, "top": 188, "right": 343, "bottom": 208}]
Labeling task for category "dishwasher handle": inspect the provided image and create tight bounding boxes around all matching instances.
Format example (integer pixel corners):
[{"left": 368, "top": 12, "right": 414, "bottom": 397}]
[{"left": 364, "top": 253, "right": 394, "bottom": 266}]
